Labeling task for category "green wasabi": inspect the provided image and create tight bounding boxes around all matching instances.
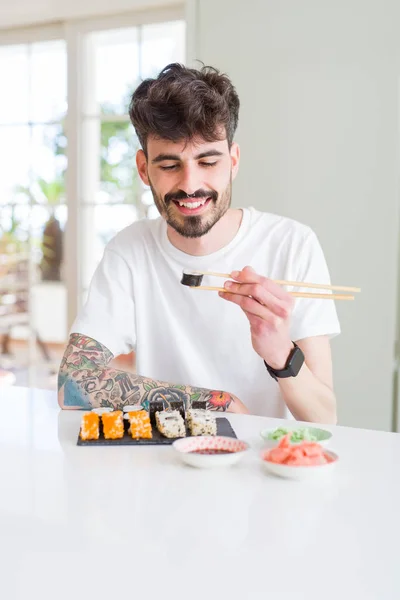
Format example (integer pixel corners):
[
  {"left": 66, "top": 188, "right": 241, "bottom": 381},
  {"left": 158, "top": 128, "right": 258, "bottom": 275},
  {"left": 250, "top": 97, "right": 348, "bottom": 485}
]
[{"left": 267, "top": 427, "right": 319, "bottom": 443}]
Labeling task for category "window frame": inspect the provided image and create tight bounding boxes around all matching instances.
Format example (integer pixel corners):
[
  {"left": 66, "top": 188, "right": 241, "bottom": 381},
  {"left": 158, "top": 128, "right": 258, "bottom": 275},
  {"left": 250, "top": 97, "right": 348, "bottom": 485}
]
[{"left": 0, "top": 5, "right": 186, "bottom": 344}]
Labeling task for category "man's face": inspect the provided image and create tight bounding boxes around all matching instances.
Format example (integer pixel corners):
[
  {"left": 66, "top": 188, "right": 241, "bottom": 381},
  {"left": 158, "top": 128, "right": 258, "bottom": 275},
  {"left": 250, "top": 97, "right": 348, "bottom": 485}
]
[{"left": 136, "top": 135, "right": 240, "bottom": 238}]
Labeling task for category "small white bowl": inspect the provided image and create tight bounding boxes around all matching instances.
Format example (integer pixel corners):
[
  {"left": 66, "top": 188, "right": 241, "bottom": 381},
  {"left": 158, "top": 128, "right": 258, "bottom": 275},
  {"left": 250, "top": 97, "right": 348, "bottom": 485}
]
[
  {"left": 260, "top": 427, "right": 332, "bottom": 448},
  {"left": 260, "top": 449, "right": 339, "bottom": 480},
  {"left": 172, "top": 436, "right": 249, "bottom": 468}
]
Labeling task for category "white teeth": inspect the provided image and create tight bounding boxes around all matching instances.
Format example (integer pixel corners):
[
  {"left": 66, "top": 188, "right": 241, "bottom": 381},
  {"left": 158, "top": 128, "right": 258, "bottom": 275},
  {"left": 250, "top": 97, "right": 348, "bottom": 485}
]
[{"left": 178, "top": 199, "right": 207, "bottom": 209}]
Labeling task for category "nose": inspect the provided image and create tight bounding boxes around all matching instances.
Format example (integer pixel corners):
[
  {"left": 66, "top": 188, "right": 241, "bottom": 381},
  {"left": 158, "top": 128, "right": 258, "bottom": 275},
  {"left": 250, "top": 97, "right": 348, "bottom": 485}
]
[{"left": 178, "top": 164, "right": 202, "bottom": 196}]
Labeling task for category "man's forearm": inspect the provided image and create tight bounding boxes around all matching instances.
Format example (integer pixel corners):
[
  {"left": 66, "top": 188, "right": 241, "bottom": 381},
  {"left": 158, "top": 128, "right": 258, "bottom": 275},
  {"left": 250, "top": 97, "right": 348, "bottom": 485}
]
[
  {"left": 59, "top": 366, "right": 247, "bottom": 413},
  {"left": 278, "top": 364, "right": 337, "bottom": 424},
  {"left": 58, "top": 334, "right": 248, "bottom": 413}
]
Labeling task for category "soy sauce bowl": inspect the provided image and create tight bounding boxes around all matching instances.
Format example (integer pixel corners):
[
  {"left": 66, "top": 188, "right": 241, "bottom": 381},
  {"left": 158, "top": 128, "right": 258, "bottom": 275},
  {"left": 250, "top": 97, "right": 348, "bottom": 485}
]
[{"left": 172, "top": 436, "right": 249, "bottom": 468}]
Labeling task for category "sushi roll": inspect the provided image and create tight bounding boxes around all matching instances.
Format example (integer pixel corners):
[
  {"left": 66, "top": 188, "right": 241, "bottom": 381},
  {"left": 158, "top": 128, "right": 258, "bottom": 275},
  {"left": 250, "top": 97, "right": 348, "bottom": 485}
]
[
  {"left": 169, "top": 398, "right": 185, "bottom": 420},
  {"left": 123, "top": 405, "right": 143, "bottom": 422},
  {"left": 186, "top": 409, "right": 217, "bottom": 436},
  {"left": 123, "top": 405, "right": 143, "bottom": 412},
  {"left": 191, "top": 399, "right": 207, "bottom": 410},
  {"left": 127, "top": 410, "right": 152, "bottom": 439},
  {"left": 155, "top": 410, "right": 186, "bottom": 439},
  {"left": 180, "top": 270, "right": 204, "bottom": 287},
  {"left": 149, "top": 399, "right": 165, "bottom": 426},
  {"left": 91, "top": 407, "right": 112, "bottom": 415},
  {"left": 101, "top": 411, "right": 124, "bottom": 439},
  {"left": 80, "top": 412, "right": 100, "bottom": 440}
]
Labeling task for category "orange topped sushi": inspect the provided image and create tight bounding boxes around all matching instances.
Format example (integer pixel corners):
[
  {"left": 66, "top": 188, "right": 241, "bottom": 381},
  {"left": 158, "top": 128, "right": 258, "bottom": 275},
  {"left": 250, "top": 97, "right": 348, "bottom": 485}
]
[
  {"left": 80, "top": 412, "right": 100, "bottom": 440},
  {"left": 102, "top": 411, "right": 124, "bottom": 439},
  {"left": 127, "top": 410, "right": 152, "bottom": 439}
]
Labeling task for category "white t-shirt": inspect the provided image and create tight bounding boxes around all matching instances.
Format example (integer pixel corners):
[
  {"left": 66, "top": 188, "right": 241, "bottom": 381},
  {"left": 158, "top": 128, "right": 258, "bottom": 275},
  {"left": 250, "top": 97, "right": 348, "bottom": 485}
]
[{"left": 71, "top": 207, "right": 340, "bottom": 417}]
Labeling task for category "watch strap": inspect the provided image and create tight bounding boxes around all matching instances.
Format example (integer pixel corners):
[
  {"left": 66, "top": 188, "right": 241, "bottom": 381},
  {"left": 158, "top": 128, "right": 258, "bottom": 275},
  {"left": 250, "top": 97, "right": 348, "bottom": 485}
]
[{"left": 264, "top": 342, "right": 304, "bottom": 381}]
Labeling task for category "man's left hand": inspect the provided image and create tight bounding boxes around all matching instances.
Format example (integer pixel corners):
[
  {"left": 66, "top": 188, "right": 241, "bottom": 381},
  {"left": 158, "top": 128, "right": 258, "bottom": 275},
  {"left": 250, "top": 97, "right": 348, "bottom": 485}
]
[{"left": 219, "top": 266, "right": 295, "bottom": 369}]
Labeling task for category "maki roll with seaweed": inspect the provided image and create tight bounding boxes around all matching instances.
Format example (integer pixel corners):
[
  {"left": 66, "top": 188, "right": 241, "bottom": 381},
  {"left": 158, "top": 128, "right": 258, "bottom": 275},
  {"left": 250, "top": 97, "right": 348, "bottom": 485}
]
[
  {"left": 155, "top": 410, "right": 186, "bottom": 439},
  {"left": 169, "top": 398, "right": 185, "bottom": 420},
  {"left": 191, "top": 399, "right": 207, "bottom": 410},
  {"left": 186, "top": 409, "right": 217, "bottom": 436},
  {"left": 149, "top": 399, "right": 165, "bottom": 426}
]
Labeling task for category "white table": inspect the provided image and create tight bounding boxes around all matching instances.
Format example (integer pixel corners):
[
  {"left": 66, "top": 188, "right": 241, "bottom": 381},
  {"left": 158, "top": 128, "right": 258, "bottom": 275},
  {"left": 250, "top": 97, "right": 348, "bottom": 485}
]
[{"left": 1, "top": 387, "right": 399, "bottom": 600}]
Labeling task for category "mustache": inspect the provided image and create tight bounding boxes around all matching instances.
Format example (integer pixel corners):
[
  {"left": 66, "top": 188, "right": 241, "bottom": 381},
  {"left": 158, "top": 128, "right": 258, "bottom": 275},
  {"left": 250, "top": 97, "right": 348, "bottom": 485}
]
[{"left": 164, "top": 189, "right": 218, "bottom": 204}]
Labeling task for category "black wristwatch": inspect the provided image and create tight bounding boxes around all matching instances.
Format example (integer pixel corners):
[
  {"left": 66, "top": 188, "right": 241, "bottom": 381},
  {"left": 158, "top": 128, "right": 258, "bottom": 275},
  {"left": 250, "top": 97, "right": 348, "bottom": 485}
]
[{"left": 264, "top": 342, "right": 305, "bottom": 381}]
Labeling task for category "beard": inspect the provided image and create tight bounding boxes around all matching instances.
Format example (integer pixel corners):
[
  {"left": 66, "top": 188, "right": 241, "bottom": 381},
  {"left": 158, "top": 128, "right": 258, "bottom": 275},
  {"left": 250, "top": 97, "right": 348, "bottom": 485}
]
[{"left": 148, "top": 175, "right": 232, "bottom": 239}]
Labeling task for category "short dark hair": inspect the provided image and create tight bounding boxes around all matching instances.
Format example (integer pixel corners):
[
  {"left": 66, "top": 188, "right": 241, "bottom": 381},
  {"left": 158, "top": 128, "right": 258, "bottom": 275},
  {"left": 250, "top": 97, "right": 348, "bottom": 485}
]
[{"left": 129, "top": 63, "right": 240, "bottom": 154}]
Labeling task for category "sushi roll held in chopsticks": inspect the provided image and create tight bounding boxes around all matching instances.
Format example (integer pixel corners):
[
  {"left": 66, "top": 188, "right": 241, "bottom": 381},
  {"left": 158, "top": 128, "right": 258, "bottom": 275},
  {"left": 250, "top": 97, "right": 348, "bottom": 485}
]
[
  {"left": 180, "top": 270, "right": 204, "bottom": 287},
  {"left": 181, "top": 269, "right": 360, "bottom": 301},
  {"left": 101, "top": 410, "right": 124, "bottom": 439},
  {"left": 80, "top": 412, "right": 100, "bottom": 440},
  {"left": 180, "top": 269, "right": 230, "bottom": 293}
]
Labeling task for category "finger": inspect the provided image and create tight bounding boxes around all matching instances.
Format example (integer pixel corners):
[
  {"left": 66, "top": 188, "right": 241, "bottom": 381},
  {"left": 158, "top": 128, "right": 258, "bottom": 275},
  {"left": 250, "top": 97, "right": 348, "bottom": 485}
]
[
  {"left": 219, "top": 290, "right": 283, "bottom": 325},
  {"left": 230, "top": 266, "right": 290, "bottom": 302},
  {"left": 243, "top": 309, "right": 264, "bottom": 328},
  {"left": 224, "top": 281, "right": 291, "bottom": 319},
  {"left": 243, "top": 310, "right": 271, "bottom": 334}
]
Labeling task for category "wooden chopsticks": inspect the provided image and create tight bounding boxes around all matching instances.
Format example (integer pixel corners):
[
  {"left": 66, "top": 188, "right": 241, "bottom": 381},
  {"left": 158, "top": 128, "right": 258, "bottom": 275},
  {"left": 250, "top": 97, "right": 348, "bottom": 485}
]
[{"left": 188, "top": 270, "right": 360, "bottom": 301}]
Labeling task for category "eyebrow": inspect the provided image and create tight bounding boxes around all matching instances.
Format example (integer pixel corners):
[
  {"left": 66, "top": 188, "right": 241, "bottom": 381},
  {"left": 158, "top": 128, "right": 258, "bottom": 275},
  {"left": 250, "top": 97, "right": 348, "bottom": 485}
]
[{"left": 151, "top": 150, "right": 224, "bottom": 164}]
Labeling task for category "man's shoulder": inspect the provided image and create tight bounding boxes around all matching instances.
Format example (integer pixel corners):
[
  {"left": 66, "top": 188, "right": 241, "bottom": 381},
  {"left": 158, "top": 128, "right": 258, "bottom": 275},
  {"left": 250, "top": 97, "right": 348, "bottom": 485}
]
[
  {"left": 246, "top": 206, "right": 314, "bottom": 241},
  {"left": 106, "top": 216, "right": 161, "bottom": 254}
]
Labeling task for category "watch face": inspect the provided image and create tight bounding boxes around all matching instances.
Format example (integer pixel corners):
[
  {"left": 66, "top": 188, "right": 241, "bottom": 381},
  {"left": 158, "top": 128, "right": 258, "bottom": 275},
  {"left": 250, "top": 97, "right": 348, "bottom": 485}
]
[{"left": 289, "top": 347, "right": 305, "bottom": 377}]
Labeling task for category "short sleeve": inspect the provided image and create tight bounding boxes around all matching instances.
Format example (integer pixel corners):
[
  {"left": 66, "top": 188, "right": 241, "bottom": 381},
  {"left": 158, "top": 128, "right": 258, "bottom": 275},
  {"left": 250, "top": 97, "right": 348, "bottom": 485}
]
[
  {"left": 70, "top": 248, "right": 136, "bottom": 356},
  {"left": 289, "top": 230, "right": 341, "bottom": 342}
]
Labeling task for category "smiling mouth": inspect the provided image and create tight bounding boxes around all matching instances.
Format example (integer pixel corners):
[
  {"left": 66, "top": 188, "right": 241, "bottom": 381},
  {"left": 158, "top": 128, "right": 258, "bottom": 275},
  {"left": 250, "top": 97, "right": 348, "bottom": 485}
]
[{"left": 172, "top": 197, "right": 212, "bottom": 215}]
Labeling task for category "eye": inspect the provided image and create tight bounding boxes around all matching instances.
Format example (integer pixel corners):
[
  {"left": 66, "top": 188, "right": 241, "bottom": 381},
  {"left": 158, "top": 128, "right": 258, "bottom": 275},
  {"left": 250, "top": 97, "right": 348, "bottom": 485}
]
[
  {"left": 160, "top": 164, "right": 178, "bottom": 171},
  {"left": 199, "top": 161, "right": 217, "bottom": 168}
]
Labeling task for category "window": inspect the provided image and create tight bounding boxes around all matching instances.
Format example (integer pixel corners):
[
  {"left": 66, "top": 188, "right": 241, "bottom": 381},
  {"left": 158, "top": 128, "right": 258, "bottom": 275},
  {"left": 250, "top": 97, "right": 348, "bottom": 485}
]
[
  {"left": 0, "top": 9, "right": 185, "bottom": 387},
  {"left": 0, "top": 38, "right": 67, "bottom": 383},
  {"left": 79, "top": 20, "right": 185, "bottom": 297},
  {"left": 0, "top": 40, "right": 67, "bottom": 251}
]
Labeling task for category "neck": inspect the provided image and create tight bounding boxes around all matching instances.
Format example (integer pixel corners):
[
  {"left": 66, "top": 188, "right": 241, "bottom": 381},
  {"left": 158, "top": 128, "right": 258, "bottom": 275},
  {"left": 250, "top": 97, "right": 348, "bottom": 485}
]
[{"left": 166, "top": 208, "right": 243, "bottom": 256}]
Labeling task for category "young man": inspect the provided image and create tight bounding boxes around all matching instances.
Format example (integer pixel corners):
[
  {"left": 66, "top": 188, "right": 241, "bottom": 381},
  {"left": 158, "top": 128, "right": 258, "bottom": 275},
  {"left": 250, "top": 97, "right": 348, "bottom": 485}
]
[{"left": 58, "top": 63, "right": 340, "bottom": 422}]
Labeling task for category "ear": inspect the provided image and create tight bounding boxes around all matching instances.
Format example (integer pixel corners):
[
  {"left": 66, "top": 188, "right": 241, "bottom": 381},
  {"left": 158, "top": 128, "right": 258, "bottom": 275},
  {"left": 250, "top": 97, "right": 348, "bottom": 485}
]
[
  {"left": 136, "top": 150, "right": 149, "bottom": 185},
  {"left": 230, "top": 142, "right": 240, "bottom": 180}
]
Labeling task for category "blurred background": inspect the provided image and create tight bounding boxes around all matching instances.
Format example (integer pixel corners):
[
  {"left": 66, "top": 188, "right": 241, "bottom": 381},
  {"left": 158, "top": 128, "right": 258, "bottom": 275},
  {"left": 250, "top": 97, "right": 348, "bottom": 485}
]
[{"left": 0, "top": 0, "right": 399, "bottom": 432}]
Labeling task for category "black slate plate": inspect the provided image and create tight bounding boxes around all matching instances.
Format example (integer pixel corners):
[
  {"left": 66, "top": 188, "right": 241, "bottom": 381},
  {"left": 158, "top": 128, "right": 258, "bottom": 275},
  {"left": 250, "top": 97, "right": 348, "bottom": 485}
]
[{"left": 77, "top": 416, "right": 237, "bottom": 446}]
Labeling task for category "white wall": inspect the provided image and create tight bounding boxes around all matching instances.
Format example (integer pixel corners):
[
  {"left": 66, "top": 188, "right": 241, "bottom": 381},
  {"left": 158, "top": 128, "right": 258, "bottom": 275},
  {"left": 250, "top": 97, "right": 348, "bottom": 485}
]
[
  {"left": 188, "top": 0, "right": 400, "bottom": 431},
  {"left": 0, "top": 0, "right": 178, "bottom": 29}
]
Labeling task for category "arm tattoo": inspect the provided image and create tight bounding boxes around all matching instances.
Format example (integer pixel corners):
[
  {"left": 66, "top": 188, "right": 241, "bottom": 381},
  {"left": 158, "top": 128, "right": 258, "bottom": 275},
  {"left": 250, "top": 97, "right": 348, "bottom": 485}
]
[{"left": 58, "top": 333, "right": 235, "bottom": 412}]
